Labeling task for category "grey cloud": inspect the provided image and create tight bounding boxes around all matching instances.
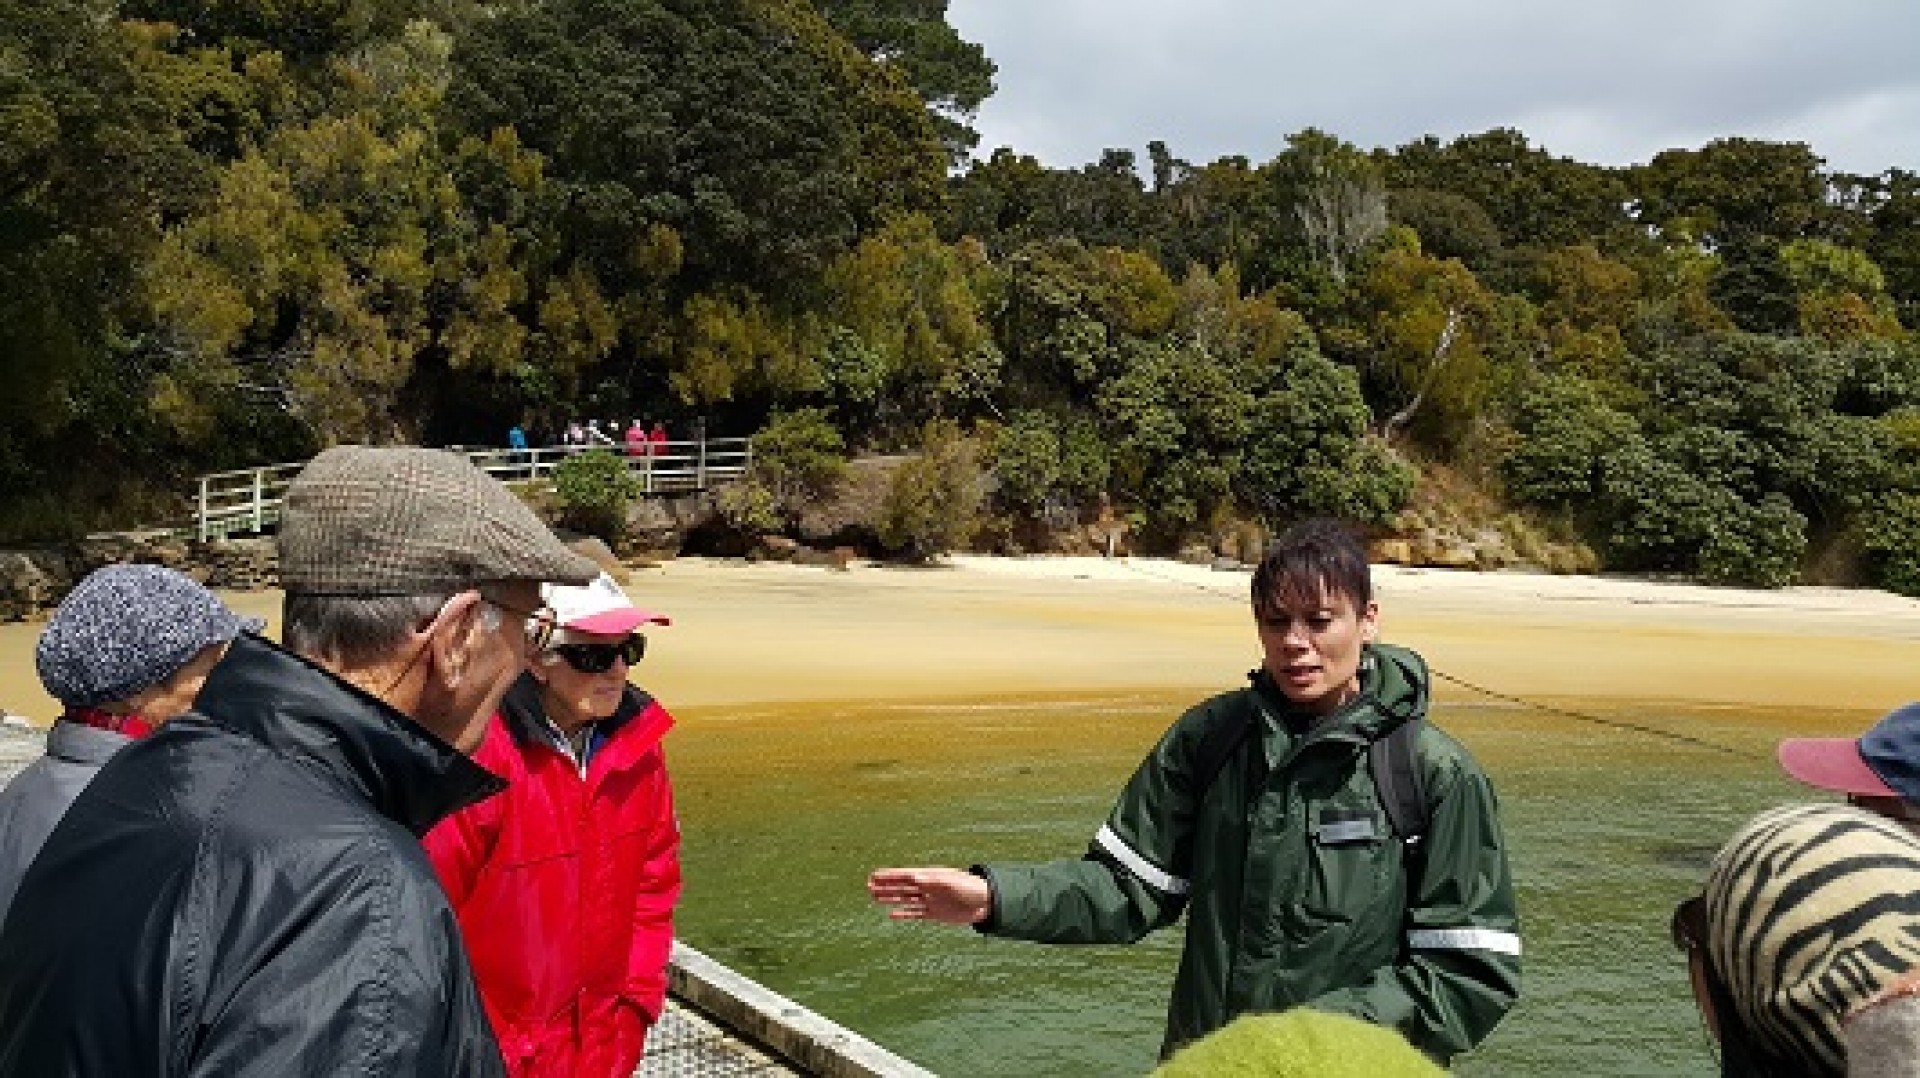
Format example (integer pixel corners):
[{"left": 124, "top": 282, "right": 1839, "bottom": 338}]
[{"left": 948, "top": 0, "right": 1920, "bottom": 174}]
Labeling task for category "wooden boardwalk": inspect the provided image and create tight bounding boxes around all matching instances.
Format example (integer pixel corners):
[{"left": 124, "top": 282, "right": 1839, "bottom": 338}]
[
  {"left": 0, "top": 723, "right": 931, "bottom": 1077},
  {"left": 192, "top": 438, "right": 752, "bottom": 542}
]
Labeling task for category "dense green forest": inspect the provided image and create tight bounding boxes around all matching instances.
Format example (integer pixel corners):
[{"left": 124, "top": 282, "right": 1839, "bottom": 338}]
[{"left": 6, "top": 0, "right": 1920, "bottom": 590}]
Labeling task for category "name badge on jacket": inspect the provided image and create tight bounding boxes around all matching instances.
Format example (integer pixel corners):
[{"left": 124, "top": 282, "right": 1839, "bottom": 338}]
[{"left": 1315, "top": 811, "right": 1377, "bottom": 845}]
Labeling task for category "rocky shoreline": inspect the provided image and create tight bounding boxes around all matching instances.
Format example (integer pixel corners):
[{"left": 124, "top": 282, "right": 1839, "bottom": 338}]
[
  {"left": 0, "top": 486, "right": 807, "bottom": 622},
  {"left": 0, "top": 461, "right": 1599, "bottom": 624},
  {"left": 0, "top": 533, "right": 279, "bottom": 623}
]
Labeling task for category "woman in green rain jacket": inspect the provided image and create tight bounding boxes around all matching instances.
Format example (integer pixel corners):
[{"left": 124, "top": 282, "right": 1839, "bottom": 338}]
[{"left": 869, "top": 519, "right": 1520, "bottom": 1064}]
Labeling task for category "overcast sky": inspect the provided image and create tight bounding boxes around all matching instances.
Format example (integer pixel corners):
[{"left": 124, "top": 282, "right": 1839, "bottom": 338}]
[{"left": 945, "top": 0, "right": 1920, "bottom": 177}]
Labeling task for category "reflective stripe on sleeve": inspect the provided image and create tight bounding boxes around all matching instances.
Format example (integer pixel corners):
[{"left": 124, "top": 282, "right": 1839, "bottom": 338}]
[
  {"left": 1094, "top": 824, "right": 1190, "bottom": 896},
  {"left": 1406, "top": 928, "right": 1523, "bottom": 956}
]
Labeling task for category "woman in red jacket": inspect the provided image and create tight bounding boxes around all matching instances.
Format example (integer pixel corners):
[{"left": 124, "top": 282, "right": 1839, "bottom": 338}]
[{"left": 426, "top": 572, "right": 680, "bottom": 1078}]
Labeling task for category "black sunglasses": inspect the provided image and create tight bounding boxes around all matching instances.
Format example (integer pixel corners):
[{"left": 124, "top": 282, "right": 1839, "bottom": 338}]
[{"left": 550, "top": 636, "right": 646, "bottom": 674}]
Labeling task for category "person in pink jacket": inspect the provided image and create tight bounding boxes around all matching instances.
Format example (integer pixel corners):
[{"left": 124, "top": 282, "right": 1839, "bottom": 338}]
[{"left": 426, "top": 572, "right": 681, "bottom": 1078}]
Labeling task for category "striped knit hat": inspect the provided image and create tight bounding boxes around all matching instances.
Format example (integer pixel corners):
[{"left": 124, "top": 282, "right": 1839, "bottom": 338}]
[{"left": 1703, "top": 802, "right": 1920, "bottom": 1075}]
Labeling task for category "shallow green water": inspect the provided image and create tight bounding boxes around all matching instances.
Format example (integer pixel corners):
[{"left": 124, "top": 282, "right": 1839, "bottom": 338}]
[{"left": 669, "top": 690, "right": 1850, "bottom": 1077}]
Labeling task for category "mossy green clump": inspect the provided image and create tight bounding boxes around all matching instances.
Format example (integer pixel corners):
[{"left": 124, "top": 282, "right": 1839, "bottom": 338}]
[{"left": 1150, "top": 1009, "right": 1444, "bottom": 1078}]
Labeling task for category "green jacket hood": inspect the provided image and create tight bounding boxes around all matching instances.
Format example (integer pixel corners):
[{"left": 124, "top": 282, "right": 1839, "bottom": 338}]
[{"left": 1248, "top": 641, "right": 1430, "bottom": 743}]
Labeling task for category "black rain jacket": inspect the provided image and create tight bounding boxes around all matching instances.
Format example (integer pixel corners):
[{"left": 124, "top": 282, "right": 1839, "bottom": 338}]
[{"left": 0, "top": 634, "right": 509, "bottom": 1077}]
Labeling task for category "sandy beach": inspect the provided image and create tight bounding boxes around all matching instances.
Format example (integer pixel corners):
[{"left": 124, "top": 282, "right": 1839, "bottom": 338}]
[
  {"left": 616, "top": 554, "right": 1920, "bottom": 718},
  {"left": 3, "top": 554, "right": 1918, "bottom": 723}
]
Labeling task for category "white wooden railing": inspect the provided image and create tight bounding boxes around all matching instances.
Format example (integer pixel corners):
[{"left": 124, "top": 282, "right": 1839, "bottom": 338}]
[{"left": 193, "top": 438, "right": 752, "bottom": 541}]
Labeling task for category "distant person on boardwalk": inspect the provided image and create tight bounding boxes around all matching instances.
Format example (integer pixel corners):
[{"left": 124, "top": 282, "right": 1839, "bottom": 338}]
[
  {"left": 868, "top": 519, "right": 1521, "bottom": 1065},
  {"left": 427, "top": 571, "right": 680, "bottom": 1078},
  {"left": 0, "top": 446, "right": 600, "bottom": 1077},
  {"left": 508, "top": 423, "right": 532, "bottom": 478},
  {"left": 649, "top": 420, "right": 669, "bottom": 459},
  {"left": 625, "top": 418, "right": 648, "bottom": 459},
  {"left": 1671, "top": 802, "right": 1920, "bottom": 1076},
  {"left": 0, "top": 564, "right": 259, "bottom": 924},
  {"left": 565, "top": 420, "right": 587, "bottom": 453},
  {"left": 1777, "top": 702, "right": 1920, "bottom": 833}
]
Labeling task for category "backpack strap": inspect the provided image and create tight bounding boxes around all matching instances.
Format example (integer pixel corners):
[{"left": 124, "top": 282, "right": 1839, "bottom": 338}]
[
  {"left": 1188, "top": 690, "right": 1256, "bottom": 798},
  {"left": 1370, "top": 717, "right": 1430, "bottom": 845}
]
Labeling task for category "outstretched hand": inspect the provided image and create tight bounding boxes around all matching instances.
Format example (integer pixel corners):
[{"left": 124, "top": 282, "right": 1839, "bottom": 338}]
[{"left": 867, "top": 866, "right": 992, "bottom": 926}]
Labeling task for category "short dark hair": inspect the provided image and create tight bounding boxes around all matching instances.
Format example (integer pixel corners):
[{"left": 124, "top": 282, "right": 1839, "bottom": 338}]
[{"left": 1251, "top": 519, "right": 1372, "bottom": 614}]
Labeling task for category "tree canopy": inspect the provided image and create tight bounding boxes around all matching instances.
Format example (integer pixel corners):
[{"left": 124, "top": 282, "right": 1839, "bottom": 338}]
[{"left": 6, "top": 0, "right": 1920, "bottom": 592}]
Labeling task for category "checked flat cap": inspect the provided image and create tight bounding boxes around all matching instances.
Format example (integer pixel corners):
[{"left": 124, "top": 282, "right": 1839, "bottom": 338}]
[{"left": 278, "top": 446, "right": 597, "bottom": 595}]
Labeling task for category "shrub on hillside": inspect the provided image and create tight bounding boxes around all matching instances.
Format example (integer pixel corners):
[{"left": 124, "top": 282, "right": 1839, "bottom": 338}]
[
  {"left": 1057, "top": 415, "right": 1112, "bottom": 502},
  {"left": 991, "top": 411, "right": 1061, "bottom": 512},
  {"left": 715, "top": 475, "right": 781, "bottom": 535},
  {"left": 1596, "top": 441, "right": 1718, "bottom": 573},
  {"left": 1241, "top": 350, "right": 1413, "bottom": 526},
  {"left": 877, "top": 421, "right": 985, "bottom": 560},
  {"left": 749, "top": 408, "right": 848, "bottom": 523},
  {"left": 551, "top": 448, "right": 639, "bottom": 541},
  {"left": 1696, "top": 493, "right": 1805, "bottom": 588},
  {"left": 1500, "top": 374, "right": 1639, "bottom": 508},
  {"left": 1859, "top": 492, "right": 1920, "bottom": 597},
  {"left": 1598, "top": 443, "right": 1807, "bottom": 587}
]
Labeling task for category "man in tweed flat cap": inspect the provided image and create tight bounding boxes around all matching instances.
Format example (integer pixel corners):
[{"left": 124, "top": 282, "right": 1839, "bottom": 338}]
[
  {"left": 0, "top": 446, "right": 597, "bottom": 1077},
  {"left": 0, "top": 563, "right": 260, "bottom": 924}
]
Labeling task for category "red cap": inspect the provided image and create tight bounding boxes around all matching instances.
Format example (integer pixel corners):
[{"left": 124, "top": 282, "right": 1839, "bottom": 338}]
[{"left": 1777, "top": 737, "right": 1897, "bottom": 798}]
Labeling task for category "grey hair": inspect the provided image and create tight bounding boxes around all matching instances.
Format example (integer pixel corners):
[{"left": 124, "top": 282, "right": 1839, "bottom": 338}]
[{"left": 282, "top": 593, "right": 474, "bottom": 668}]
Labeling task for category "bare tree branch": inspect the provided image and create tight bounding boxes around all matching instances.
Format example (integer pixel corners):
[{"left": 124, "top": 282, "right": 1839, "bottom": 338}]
[
  {"left": 1297, "top": 165, "right": 1389, "bottom": 284},
  {"left": 1380, "top": 307, "right": 1461, "bottom": 443}
]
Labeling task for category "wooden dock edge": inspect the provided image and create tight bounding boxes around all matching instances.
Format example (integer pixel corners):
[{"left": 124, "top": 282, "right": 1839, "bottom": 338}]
[{"left": 667, "top": 940, "right": 938, "bottom": 1077}]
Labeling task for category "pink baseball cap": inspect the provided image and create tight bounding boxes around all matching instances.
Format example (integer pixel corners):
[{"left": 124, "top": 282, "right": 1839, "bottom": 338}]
[
  {"left": 1778, "top": 703, "right": 1920, "bottom": 800},
  {"left": 1778, "top": 738, "right": 1897, "bottom": 798},
  {"left": 539, "top": 572, "right": 670, "bottom": 636}
]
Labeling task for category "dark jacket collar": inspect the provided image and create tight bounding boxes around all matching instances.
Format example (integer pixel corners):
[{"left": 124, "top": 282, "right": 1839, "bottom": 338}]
[
  {"left": 497, "top": 671, "right": 654, "bottom": 749},
  {"left": 189, "top": 634, "right": 505, "bottom": 835}
]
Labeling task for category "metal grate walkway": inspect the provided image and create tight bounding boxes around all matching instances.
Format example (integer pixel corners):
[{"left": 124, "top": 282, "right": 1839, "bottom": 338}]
[{"left": 639, "top": 1002, "right": 798, "bottom": 1076}]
